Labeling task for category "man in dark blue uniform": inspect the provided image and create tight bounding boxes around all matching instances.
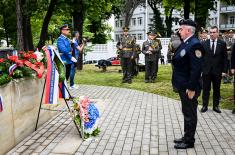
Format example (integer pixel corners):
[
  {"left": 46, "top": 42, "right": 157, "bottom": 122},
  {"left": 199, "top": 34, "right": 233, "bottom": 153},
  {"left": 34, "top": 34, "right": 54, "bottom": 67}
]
[{"left": 172, "top": 19, "right": 204, "bottom": 149}]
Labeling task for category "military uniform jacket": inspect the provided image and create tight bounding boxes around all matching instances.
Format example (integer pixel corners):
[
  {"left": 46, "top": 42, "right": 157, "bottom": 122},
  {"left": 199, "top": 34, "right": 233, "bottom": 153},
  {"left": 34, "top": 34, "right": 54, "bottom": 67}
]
[
  {"left": 172, "top": 35, "right": 205, "bottom": 91},
  {"left": 142, "top": 39, "right": 162, "bottom": 61},
  {"left": 224, "top": 37, "right": 234, "bottom": 60},
  {"left": 133, "top": 44, "right": 141, "bottom": 59},
  {"left": 231, "top": 43, "right": 235, "bottom": 69},
  {"left": 116, "top": 35, "right": 135, "bottom": 58},
  {"left": 57, "top": 34, "right": 72, "bottom": 64}
]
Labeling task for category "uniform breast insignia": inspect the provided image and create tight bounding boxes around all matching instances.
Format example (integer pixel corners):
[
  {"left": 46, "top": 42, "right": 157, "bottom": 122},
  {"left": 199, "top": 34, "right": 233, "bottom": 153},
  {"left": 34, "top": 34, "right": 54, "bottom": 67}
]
[
  {"left": 180, "top": 49, "right": 186, "bottom": 57},
  {"left": 195, "top": 50, "right": 202, "bottom": 58}
]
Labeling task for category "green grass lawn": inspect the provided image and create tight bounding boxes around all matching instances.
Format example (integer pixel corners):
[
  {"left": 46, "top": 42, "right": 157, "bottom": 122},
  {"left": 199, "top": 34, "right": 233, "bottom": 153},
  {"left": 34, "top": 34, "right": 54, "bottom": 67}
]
[{"left": 75, "top": 64, "right": 234, "bottom": 110}]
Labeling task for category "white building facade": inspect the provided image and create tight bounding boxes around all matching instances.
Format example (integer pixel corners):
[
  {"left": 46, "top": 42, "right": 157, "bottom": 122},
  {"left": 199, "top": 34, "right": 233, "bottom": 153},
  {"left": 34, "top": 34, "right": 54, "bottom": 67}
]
[
  {"left": 208, "top": 0, "right": 235, "bottom": 31},
  {"left": 113, "top": 4, "right": 194, "bottom": 41}
]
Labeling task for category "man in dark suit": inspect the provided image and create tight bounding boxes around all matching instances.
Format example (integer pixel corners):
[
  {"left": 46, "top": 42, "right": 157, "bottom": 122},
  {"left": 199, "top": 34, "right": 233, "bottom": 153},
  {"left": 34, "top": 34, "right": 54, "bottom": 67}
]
[
  {"left": 201, "top": 26, "right": 228, "bottom": 113},
  {"left": 172, "top": 19, "right": 204, "bottom": 149},
  {"left": 231, "top": 43, "right": 235, "bottom": 114}
]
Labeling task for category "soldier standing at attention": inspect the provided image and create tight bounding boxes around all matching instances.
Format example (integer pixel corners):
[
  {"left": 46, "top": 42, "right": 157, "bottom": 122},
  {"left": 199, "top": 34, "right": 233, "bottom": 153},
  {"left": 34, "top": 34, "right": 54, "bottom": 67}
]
[
  {"left": 132, "top": 39, "right": 141, "bottom": 77},
  {"left": 116, "top": 27, "right": 135, "bottom": 84},
  {"left": 142, "top": 31, "right": 161, "bottom": 83},
  {"left": 223, "top": 29, "right": 234, "bottom": 83},
  {"left": 172, "top": 19, "right": 204, "bottom": 149},
  {"left": 199, "top": 28, "right": 208, "bottom": 42},
  {"left": 154, "top": 32, "right": 162, "bottom": 78},
  {"left": 167, "top": 30, "right": 182, "bottom": 64}
]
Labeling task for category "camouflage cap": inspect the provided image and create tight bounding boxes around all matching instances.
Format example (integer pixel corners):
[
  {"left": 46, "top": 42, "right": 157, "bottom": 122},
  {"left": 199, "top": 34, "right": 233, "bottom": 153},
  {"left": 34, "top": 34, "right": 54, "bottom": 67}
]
[
  {"left": 147, "top": 30, "right": 158, "bottom": 36},
  {"left": 123, "top": 27, "right": 129, "bottom": 32}
]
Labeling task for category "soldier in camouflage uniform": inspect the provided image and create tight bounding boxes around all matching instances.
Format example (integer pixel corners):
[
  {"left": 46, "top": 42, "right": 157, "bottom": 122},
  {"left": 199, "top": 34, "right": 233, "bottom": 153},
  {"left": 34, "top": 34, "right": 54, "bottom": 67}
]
[
  {"left": 155, "top": 32, "right": 162, "bottom": 76},
  {"left": 199, "top": 28, "right": 208, "bottom": 42},
  {"left": 167, "top": 31, "right": 182, "bottom": 64},
  {"left": 131, "top": 38, "right": 141, "bottom": 77},
  {"left": 223, "top": 29, "right": 234, "bottom": 83},
  {"left": 116, "top": 27, "right": 135, "bottom": 84},
  {"left": 142, "top": 31, "right": 162, "bottom": 83}
]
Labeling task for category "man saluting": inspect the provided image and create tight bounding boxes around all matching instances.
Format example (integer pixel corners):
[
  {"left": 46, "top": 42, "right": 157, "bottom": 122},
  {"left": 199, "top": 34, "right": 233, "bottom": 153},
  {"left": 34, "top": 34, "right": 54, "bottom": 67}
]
[{"left": 172, "top": 19, "right": 205, "bottom": 149}]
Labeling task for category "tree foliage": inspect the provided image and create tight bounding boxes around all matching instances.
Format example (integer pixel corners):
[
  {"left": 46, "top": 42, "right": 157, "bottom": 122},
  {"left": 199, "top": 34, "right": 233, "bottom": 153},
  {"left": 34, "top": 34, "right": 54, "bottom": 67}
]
[{"left": 148, "top": 0, "right": 165, "bottom": 37}]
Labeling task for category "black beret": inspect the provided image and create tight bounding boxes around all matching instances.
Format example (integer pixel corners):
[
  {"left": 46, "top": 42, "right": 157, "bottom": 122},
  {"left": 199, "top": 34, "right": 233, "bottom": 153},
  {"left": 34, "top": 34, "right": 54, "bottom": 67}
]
[
  {"left": 59, "top": 24, "right": 69, "bottom": 30},
  {"left": 179, "top": 19, "right": 196, "bottom": 27}
]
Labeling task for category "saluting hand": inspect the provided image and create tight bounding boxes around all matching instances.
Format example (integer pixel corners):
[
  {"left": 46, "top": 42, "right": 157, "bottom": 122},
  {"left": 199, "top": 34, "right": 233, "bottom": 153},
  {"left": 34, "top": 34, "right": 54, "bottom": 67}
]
[
  {"left": 231, "top": 69, "right": 235, "bottom": 74},
  {"left": 222, "top": 72, "right": 227, "bottom": 77},
  {"left": 186, "top": 89, "right": 195, "bottom": 99}
]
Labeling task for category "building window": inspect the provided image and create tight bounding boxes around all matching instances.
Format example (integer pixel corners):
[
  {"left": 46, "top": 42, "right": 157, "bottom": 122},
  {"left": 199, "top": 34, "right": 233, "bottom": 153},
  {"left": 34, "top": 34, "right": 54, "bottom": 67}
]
[
  {"left": 137, "top": 17, "right": 142, "bottom": 26},
  {"left": 132, "top": 18, "right": 136, "bottom": 26},
  {"left": 115, "top": 34, "right": 119, "bottom": 41},
  {"left": 132, "top": 34, "right": 136, "bottom": 38},
  {"left": 115, "top": 20, "right": 119, "bottom": 27},
  {"left": 137, "top": 34, "right": 143, "bottom": 40},
  {"left": 230, "top": 16, "right": 234, "bottom": 24},
  {"left": 120, "top": 20, "right": 123, "bottom": 27}
]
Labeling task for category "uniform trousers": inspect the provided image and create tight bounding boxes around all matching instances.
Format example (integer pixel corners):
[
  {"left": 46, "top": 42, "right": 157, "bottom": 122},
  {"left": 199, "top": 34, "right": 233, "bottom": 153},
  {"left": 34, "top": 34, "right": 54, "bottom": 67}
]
[
  {"left": 65, "top": 64, "right": 72, "bottom": 81},
  {"left": 145, "top": 60, "right": 157, "bottom": 80},
  {"left": 121, "top": 57, "right": 132, "bottom": 82},
  {"left": 178, "top": 89, "right": 200, "bottom": 144}
]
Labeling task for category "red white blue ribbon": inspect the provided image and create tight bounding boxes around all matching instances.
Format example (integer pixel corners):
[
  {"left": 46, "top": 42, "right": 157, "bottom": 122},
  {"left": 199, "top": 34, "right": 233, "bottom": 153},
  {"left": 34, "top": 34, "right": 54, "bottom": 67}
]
[
  {"left": 43, "top": 46, "right": 69, "bottom": 104},
  {"left": 0, "top": 95, "right": 3, "bottom": 112},
  {"left": 43, "top": 46, "right": 59, "bottom": 104},
  {"left": 9, "top": 64, "right": 17, "bottom": 76}
]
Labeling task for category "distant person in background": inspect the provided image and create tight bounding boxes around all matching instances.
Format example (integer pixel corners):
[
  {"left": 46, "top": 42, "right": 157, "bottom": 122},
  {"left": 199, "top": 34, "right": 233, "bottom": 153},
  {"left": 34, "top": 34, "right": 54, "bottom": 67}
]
[
  {"left": 132, "top": 38, "right": 141, "bottom": 77},
  {"left": 167, "top": 30, "right": 182, "bottom": 64},
  {"left": 116, "top": 27, "right": 135, "bottom": 84},
  {"left": 231, "top": 43, "right": 235, "bottom": 114},
  {"left": 57, "top": 24, "right": 77, "bottom": 81},
  {"left": 199, "top": 28, "right": 208, "bottom": 42},
  {"left": 160, "top": 53, "right": 165, "bottom": 64},
  {"left": 223, "top": 30, "right": 234, "bottom": 83},
  {"left": 70, "top": 31, "right": 84, "bottom": 90},
  {"left": 142, "top": 31, "right": 161, "bottom": 83}
]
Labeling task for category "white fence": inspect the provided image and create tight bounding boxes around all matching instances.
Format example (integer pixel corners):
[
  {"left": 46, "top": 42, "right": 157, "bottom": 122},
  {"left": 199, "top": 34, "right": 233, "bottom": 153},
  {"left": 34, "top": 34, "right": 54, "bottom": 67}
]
[{"left": 85, "top": 38, "right": 171, "bottom": 63}]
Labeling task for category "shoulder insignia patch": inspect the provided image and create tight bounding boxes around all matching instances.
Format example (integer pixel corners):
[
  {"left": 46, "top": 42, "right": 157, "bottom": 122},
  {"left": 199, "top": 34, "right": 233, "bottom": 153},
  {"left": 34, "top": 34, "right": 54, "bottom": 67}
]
[
  {"left": 195, "top": 50, "right": 202, "bottom": 58},
  {"left": 180, "top": 49, "right": 186, "bottom": 57}
]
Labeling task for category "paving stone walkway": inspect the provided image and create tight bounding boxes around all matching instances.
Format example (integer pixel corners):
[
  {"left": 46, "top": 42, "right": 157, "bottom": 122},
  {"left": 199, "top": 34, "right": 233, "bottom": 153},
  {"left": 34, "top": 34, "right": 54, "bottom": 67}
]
[{"left": 7, "top": 85, "right": 235, "bottom": 155}]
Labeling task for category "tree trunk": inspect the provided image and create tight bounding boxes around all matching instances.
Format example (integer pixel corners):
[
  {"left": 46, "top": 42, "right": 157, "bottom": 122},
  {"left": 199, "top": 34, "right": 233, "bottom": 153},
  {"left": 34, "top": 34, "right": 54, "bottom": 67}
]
[
  {"left": 15, "top": 0, "right": 24, "bottom": 50},
  {"left": 194, "top": 0, "right": 208, "bottom": 37},
  {"left": 73, "top": 0, "right": 84, "bottom": 70},
  {"left": 124, "top": 8, "right": 134, "bottom": 27},
  {"left": 37, "top": 0, "right": 57, "bottom": 50},
  {"left": 165, "top": 8, "right": 174, "bottom": 37},
  {"left": 184, "top": 0, "right": 190, "bottom": 19},
  {"left": 23, "top": 15, "right": 34, "bottom": 51}
]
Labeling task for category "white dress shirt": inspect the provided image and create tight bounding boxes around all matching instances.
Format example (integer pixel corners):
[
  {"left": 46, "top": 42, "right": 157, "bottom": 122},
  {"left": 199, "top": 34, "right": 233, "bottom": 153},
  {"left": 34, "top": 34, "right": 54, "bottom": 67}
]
[{"left": 210, "top": 38, "right": 217, "bottom": 54}]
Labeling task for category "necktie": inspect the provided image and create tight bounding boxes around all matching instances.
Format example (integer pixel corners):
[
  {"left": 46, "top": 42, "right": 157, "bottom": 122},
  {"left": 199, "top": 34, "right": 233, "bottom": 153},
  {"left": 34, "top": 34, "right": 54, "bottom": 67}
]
[{"left": 211, "top": 40, "right": 215, "bottom": 54}]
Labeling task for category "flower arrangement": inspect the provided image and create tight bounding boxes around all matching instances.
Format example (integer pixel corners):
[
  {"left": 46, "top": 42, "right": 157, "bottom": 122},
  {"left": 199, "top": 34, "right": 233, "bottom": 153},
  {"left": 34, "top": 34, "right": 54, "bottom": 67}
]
[
  {"left": 73, "top": 96, "right": 100, "bottom": 139},
  {"left": 0, "top": 50, "right": 46, "bottom": 86}
]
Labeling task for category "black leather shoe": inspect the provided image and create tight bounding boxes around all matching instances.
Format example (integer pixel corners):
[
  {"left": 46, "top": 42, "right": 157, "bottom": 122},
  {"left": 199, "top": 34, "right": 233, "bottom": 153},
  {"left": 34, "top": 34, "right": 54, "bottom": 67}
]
[
  {"left": 174, "top": 137, "right": 184, "bottom": 143},
  {"left": 213, "top": 107, "right": 221, "bottom": 113},
  {"left": 127, "top": 80, "right": 132, "bottom": 84},
  {"left": 232, "top": 108, "right": 235, "bottom": 114},
  {"left": 174, "top": 142, "right": 194, "bottom": 149},
  {"left": 201, "top": 106, "right": 208, "bottom": 113}
]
